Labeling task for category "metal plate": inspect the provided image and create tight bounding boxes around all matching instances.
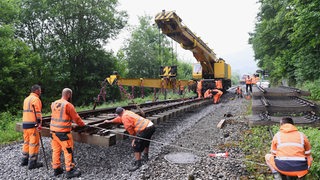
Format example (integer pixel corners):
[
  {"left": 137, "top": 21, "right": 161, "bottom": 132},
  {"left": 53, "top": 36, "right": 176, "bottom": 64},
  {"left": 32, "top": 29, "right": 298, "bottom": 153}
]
[{"left": 164, "top": 152, "right": 198, "bottom": 164}]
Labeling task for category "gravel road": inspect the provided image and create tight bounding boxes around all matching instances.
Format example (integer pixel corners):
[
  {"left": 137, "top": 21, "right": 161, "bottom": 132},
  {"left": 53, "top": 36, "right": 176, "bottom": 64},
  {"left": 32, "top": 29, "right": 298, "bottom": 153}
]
[{"left": 0, "top": 92, "right": 253, "bottom": 180}]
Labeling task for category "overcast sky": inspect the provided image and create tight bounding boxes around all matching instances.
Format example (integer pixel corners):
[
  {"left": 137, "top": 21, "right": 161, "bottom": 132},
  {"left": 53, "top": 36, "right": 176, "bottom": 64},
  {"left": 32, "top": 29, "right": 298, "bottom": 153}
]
[{"left": 106, "top": 0, "right": 260, "bottom": 76}]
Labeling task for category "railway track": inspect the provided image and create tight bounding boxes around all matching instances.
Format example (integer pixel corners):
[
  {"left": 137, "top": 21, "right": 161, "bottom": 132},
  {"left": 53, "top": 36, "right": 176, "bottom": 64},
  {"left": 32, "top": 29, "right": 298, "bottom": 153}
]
[
  {"left": 250, "top": 85, "right": 320, "bottom": 126},
  {"left": 16, "top": 97, "right": 212, "bottom": 146}
]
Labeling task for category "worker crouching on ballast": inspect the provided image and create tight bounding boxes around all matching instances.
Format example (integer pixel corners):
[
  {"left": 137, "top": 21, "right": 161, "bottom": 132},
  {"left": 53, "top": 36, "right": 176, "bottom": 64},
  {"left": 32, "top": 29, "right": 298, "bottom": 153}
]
[
  {"left": 211, "top": 89, "right": 223, "bottom": 104},
  {"left": 265, "top": 117, "right": 312, "bottom": 179},
  {"left": 50, "top": 88, "right": 87, "bottom": 178},
  {"left": 104, "top": 106, "right": 156, "bottom": 171}
]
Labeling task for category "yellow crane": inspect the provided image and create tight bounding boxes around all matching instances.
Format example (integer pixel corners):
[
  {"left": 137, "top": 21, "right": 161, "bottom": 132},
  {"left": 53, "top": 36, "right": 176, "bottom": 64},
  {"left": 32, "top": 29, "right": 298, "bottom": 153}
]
[{"left": 155, "top": 10, "right": 231, "bottom": 91}]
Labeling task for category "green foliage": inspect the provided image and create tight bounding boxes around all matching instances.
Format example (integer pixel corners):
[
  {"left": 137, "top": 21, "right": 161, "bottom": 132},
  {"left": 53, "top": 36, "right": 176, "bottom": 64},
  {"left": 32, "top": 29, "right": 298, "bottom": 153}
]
[
  {"left": 0, "top": 112, "right": 22, "bottom": 144},
  {"left": 250, "top": 0, "right": 320, "bottom": 86},
  {"left": 231, "top": 72, "right": 240, "bottom": 85},
  {"left": 16, "top": 0, "right": 127, "bottom": 108},
  {"left": 300, "top": 79, "right": 320, "bottom": 100},
  {"left": 0, "top": 0, "right": 41, "bottom": 113},
  {"left": 241, "top": 125, "right": 320, "bottom": 179}
]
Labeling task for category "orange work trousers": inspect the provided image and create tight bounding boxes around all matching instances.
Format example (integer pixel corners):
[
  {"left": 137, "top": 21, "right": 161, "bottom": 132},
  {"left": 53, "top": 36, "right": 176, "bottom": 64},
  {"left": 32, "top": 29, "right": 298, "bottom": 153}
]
[
  {"left": 213, "top": 92, "right": 223, "bottom": 104},
  {"left": 51, "top": 132, "right": 75, "bottom": 171},
  {"left": 22, "top": 128, "right": 40, "bottom": 160}
]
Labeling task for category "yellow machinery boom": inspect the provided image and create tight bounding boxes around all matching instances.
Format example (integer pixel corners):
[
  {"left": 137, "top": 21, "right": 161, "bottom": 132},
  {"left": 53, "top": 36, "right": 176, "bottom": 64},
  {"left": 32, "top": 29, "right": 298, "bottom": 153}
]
[
  {"left": 106, "top": 72, "right": 194, "bottom": 90},
  {"left": 155, "top": 10, "right": 231, "bottom": 90}
]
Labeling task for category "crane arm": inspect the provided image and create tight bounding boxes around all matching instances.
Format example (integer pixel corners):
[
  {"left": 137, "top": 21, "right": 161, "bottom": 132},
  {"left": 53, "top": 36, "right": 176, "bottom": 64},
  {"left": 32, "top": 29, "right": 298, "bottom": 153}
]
[{"left": 155, "top": 10, "right": 218, "bottom": 76}]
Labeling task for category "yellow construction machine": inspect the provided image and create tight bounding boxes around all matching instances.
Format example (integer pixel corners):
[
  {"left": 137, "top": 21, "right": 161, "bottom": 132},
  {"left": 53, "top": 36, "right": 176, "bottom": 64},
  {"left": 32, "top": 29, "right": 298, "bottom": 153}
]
[{"left": 155, "top": 10, "right": 232, "bottom": 93}]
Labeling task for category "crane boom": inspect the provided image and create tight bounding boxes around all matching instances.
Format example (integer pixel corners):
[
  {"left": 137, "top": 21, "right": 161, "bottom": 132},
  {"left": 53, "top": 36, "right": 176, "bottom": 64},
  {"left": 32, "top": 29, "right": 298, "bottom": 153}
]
[{"left": 155, "top": 10, "right": 219, "bottom": 78}]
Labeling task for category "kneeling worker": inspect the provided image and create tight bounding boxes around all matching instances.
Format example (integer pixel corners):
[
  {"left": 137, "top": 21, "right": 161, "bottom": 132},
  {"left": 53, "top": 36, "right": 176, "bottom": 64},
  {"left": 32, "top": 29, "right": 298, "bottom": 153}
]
[
  {"left": 204, "top": 89, "right": 213, "bottom": 98},
  {"left": 104, "top": 106, "right": 155, "bottom": 171},
  {"left": 211, "top": 89, "right": 223, "bottom": 104},
  {"left": 265, "top": 117, "right": 312, "bottom": 179},
  {"left": 50, "top": 88, "right": 86, "bottom": 178}
]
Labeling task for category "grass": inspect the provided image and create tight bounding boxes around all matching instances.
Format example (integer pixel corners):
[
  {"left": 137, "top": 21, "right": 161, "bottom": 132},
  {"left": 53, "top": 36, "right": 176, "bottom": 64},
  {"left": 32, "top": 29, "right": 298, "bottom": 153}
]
[
  {"left": 0, "top": 112, "right": 22, "bottom": 145},
  {"left": 79, "top": 91, "right": 196, "bottom": 111}
]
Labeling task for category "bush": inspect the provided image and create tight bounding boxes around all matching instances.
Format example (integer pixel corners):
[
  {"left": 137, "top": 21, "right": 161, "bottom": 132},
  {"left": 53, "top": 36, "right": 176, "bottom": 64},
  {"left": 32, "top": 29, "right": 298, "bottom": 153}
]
[
  {"left": 301, "top": 79, "right": 320, "bottom": 100},
  {"left": 0, "top": 112, "right": 22, "bottom": 144}
]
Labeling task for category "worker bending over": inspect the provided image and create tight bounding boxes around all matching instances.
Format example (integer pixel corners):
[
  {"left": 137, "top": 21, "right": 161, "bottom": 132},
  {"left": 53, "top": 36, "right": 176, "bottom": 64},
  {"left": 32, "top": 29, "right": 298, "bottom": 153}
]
[
  {"left": 204, "top": 89, "right": 213, "bottom": 98},
  {"left": 265, "top": 117, "right": 312, "bottom": 179},
  {"left": 104, "top": 106, "right": 155, "bottom": 171},
  {"left": 235, "top": 86, "right": 243, "bottom": 98},
  {"left": 50, "top": 88, "right": 86, "bottom": 178},
  {"left": 21, "top": 84, "right": 43, "bottom": 169},
  {"left": 211, "top": 89, "right": 223, "bottom": 104}
]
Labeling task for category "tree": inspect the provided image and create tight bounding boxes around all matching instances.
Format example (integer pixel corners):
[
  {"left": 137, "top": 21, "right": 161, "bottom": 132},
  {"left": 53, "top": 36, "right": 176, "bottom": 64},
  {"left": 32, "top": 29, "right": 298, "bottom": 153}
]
[
  {"left": 17, "top": 0, "right": 128, "bottom": 105},
  {"left": 250, "top": 0, "right": 320, "bottom": 86},
  {"left": 0, "top": 0, "right": 41, "bottom": 113}
]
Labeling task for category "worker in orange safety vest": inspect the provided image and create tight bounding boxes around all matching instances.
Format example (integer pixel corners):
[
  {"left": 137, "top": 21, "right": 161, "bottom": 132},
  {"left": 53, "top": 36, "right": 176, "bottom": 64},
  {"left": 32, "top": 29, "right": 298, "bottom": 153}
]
[
  {"left": 215, "top": 80, "right": 223, "bottom": 89},
  {"left": 104, "top": 106, "right": 155, "bottom": 172},
  {"left": 211, "top": 89, "right": 223, "bottom": 104},
  {"left": 197, "top": 80, "right": 203, "bottom": 99},
  {"left": 245, "top": 75, "right": 252, "bottom": 93},
  {"left": 204, "top": 89, "right": 213, "bottom": 98},
  {"left": 21, "top": 84, "right": 43, "bottom": 169},
  {"left": 265, "top": 117, "right": 312, "bottom": 179},
  {"left": 50, "top": 88, "right": 86, "bottom": 178},
  {"left": 235, "top": 86, "right": 243, "bottom": 98}
]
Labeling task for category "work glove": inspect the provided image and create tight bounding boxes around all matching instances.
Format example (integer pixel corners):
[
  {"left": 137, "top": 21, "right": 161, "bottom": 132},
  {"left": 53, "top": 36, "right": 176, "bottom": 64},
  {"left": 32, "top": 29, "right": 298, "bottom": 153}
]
[{"left": 37, "top": 125, "right": 42, "bottom": 131}]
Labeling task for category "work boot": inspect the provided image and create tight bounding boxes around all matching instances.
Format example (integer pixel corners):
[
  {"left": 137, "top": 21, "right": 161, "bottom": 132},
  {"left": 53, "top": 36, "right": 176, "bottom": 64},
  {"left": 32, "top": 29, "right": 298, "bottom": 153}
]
[
  {"left": 273, "top": 172, "right": 281, "bottom": 180},
  {"left": 21, "top": 158, "right": 28, "bottom": 166},
  {"left": 28, "top": 160, "right": 43, "bottom": 170},
  {"left": 142, "top": 153, "right": 149, "bottom": 162},
  {"left": 53, "top": 167, "right": 64, "bottom": 176},
  {"left": 128, "top": 160, "right": 142, "bottom": 172},
  {"left": 66, "top": 168, "right": 81, "bottom": 179}
]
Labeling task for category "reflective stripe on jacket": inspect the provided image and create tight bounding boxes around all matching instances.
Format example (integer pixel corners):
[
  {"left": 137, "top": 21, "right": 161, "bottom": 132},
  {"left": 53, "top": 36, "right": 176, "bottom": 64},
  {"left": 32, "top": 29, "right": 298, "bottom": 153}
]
[
  {"left": 22, "top": 93, "right": 42, "bottom": 129},
  {"left": 271, "top": 123, "right": 312, "bottom": 177},
  {"left": 50, "top": 99, "right": 85, "bottom": 132},
  {"left": 113, "top": 110, "right": 150, "bottom": 135}
]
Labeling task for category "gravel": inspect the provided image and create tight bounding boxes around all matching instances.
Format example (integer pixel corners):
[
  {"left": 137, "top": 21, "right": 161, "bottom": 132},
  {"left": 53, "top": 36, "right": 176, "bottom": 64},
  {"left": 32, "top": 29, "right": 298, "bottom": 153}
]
[{"left": 0, "top": 92, "right": 252, "bottom": 179}]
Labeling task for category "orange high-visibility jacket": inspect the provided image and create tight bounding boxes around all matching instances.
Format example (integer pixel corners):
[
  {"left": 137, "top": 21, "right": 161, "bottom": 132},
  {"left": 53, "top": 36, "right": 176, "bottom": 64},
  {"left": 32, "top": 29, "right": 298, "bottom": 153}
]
[
  {"left": 204, "top": 89, "right": 212, "bottom": 98},
  {"left": 215, "top": 80, "right": 223, "bottom": 89},
  {"left": 50, "top": 98, "right": 85, "bottom": 132},
  {"left": 236, "top": 87, "right": 242, "bottom": 94},
  {"left": 197, "top": 81, "right": 202, "bottom": 92},
  {"left": 113, "top": 110, "right": 150, "bottom": 135},
  {"left": 245, "top": 77, "right": 252, "bottom": 84},
  {"left": 270, "top": 123, "right": 312, "bottom": 177},
  {"left": 22, "top": 93, "right": 42, "bottom": 129}
]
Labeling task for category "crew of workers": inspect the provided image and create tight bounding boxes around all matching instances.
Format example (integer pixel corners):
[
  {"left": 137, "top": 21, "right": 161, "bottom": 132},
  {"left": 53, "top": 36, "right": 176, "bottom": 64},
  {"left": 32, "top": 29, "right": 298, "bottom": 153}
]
[
  {"left": 197, "top": 80, "right": 223, "bottom": 104},
  {"left": 21, "top": 84, "right": 313, "bottom": 178},
  {"left": 21, "top": 84, "right": 156, "bottom": 177}
]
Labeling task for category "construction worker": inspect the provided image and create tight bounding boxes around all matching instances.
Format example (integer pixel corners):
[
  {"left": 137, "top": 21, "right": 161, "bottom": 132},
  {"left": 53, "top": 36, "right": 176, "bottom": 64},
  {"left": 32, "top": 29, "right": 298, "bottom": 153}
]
[
  {"left": 215, "top": 80, "right": 223, "bottom": 90},
  {"left": 211, "top": 89, "right": 223, "bottom": 104},
  {"left": 104, "top": 106, "right": 155, "bottom": 171},
  {"left": 235, "top": 86, "right": 243, "bottom": 98},
  {"left": 197, "top": 80, "right": 203, "bottom": 99},
  {"left": 50, "top": 88, "right": 86, "bottom": 178},
  {"left": 265, "top": 117, "right": 312, "bottom": 179},
  {"left": 21, "top": 84, "right": 43, "bottom": 169},
  {"left": 245, "top": 75, "right": 252, "bottom": 93},
  {"left": 204, "top": 89, "right": 213, "bottom": 98}
]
